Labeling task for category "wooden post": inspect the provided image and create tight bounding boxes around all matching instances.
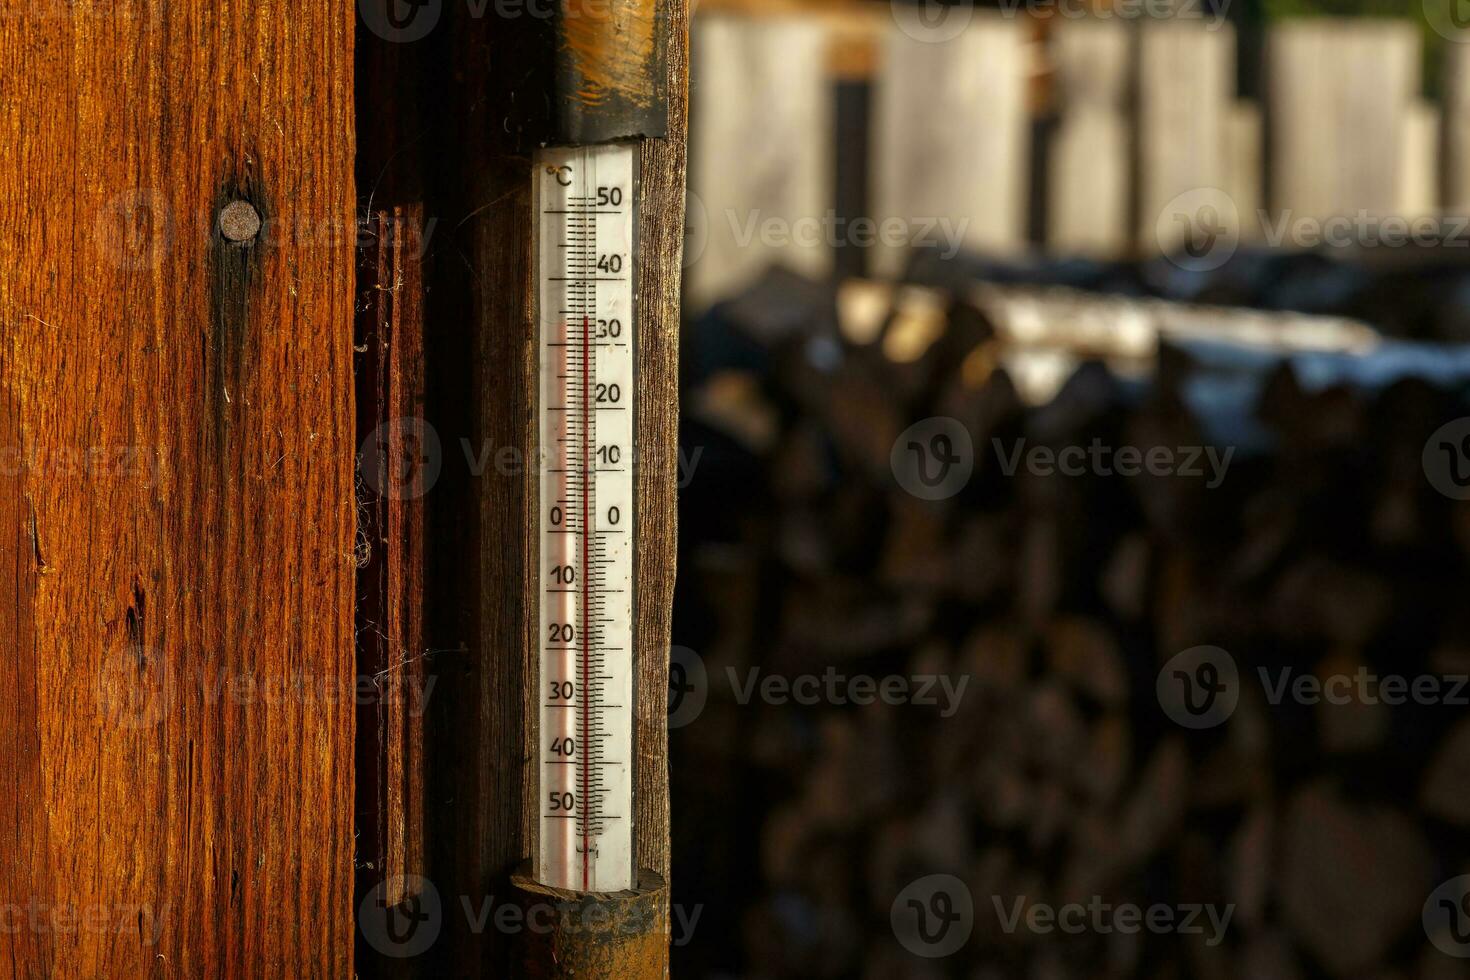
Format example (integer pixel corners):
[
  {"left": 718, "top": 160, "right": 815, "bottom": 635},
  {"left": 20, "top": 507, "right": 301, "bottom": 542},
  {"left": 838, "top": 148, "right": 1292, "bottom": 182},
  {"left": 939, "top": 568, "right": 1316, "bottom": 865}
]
[
  {"left": 0, "top": 1, "right": 357, "bottom": 975},
  {"left": 509, "top": 868, "right": 672, "bottom": 976},
  {"left": 355, "top": 0, "right": 688, "bottom": 974}
]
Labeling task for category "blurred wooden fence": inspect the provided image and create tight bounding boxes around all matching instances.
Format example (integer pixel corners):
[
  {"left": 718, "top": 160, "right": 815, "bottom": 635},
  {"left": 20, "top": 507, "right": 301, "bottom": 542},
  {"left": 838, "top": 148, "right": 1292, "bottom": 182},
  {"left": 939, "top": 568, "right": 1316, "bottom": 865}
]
[{"left": 687, "top": 11, "right": 1458, "bottom": 309}]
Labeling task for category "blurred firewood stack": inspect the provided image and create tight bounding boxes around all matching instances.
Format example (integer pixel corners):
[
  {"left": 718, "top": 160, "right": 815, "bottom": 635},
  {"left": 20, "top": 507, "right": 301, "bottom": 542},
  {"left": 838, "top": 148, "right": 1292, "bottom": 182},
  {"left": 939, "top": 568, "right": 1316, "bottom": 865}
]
[{"left": 671, "top": 266, "right": 1470, "bottom": 978}]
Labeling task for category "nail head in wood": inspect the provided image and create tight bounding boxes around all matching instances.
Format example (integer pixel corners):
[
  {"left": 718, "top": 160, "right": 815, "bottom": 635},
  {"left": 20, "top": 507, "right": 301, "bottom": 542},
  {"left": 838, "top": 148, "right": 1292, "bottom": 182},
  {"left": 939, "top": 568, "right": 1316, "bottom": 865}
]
[{"left": 219, "top": 200, "right": 261, "bottom": 243}]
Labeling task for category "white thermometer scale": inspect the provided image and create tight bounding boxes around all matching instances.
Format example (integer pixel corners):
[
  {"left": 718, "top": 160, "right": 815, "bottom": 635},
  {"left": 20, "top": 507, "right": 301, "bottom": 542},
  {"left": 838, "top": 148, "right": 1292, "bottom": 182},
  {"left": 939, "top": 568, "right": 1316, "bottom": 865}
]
[{"left": 534, "top": 143, "right": 637, "bottom": 893}]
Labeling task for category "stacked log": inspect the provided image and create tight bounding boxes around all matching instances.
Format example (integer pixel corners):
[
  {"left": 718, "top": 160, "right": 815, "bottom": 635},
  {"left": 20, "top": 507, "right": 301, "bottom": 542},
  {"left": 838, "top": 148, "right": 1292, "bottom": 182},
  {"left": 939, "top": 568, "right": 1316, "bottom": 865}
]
[{"left": 670, "top": 267, "right": 1470, "bottom": 978}]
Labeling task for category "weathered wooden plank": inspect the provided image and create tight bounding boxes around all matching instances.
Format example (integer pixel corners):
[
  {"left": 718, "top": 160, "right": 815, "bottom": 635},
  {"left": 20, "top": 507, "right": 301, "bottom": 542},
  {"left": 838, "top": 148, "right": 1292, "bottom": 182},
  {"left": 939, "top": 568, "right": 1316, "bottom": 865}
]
[
  {"left": 634, "top": 21, "right": 689, "bottom": 896},
  {"left": 1139, "top": 20, "right": 1235, "bottom": 252},
  {"left": 872, "top": 14, "right": 1029, "bottom": 277},
  {"left": 0, "top": 0, "right": 357, "bottom": 976},
  {"left": 688, "top": 15, "right": 833, "bottom": 310},
  {"left": 1267, "top": 20, "right": 1419, "bottom": 222},
  {"left": 354, "top": 206, "right": 428, "bottom": 914},
  {"left": 408, "top": 21, "right": 532, "bottom": 973},
  {"left": 352, "top": 20, "right": 437, "bottom": 977}
]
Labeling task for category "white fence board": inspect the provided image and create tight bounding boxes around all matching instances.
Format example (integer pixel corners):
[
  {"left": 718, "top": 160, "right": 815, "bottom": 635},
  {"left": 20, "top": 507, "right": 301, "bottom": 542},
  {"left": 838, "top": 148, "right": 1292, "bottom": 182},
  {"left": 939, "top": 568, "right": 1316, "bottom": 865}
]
[
  {"left": 1139, "top": 21, "right": 1236, "bottom": 253},
  {"left": 872, "top": 15, "right": 1030, "bottom": 278},
  {"left": 688, "top": 15, "right": 834, "bottom": 310},
  {"left": 1267, "top": 20, "right": 1420, "bottom": 223}
]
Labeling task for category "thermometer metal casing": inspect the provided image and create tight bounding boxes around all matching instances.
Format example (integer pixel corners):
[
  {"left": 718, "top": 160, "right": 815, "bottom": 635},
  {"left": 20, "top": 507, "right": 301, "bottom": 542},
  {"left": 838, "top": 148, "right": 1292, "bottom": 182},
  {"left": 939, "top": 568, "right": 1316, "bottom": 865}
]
[{"left": 533, "top": 143, "right": 638, "bottom": 893}]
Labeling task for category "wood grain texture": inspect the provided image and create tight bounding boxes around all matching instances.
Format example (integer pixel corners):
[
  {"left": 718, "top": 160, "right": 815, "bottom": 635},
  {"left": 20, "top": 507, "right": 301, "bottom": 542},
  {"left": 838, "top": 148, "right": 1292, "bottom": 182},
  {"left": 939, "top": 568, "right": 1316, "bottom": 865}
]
[
  {"left": 634, "top": 0, "right": 690, "bottom": 890},
  {"left": 562, "top": 0, "right": 661, "bottom": 110},
  {"left": 553, "top": 0, "right": 670, "bottom": 144},
  {"left": 0, "top": 1, "right": 356, "bottom": 976}
]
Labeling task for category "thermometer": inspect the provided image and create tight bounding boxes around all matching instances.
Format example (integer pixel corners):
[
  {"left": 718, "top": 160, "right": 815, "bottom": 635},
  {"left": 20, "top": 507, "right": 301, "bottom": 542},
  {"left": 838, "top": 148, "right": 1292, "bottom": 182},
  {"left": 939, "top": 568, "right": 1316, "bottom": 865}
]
[{"left": 534, "top": 143, "right": 638, "bottom": 893}]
